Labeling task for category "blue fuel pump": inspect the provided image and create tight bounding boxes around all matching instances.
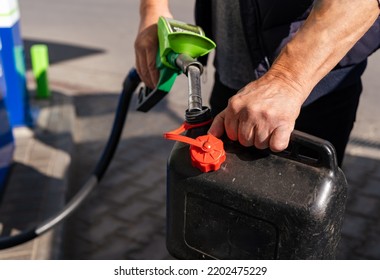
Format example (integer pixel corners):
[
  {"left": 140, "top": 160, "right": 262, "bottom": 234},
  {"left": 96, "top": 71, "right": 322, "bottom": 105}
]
[{"left": 0, "top": 0, "right": 32, "bottom": 127}]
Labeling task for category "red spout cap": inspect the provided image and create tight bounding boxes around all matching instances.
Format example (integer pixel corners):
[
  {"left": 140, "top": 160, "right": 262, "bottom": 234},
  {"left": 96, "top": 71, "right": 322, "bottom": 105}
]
[
  {"left": 164, "top": 121, "right": 226, "bottom": 172},
  {"left": 189, "top": 134, "right": 226, "bottom": 172}
]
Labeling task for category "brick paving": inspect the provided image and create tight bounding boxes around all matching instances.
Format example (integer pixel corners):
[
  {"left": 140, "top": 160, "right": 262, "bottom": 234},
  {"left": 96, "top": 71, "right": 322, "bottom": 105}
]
[
  {"left": 0, "top": 93, "right": 72, "bottom": 259},
  {"left": 337, "top": 153, "right": 380, "bottom": 259},
  {"left": 59, "top": 93, "right": 176, "bottom": 260}
]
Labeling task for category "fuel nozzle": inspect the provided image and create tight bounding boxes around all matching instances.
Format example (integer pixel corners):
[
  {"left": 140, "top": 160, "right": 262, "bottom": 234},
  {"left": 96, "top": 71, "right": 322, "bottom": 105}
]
[
  {"left": 136, "top": 17, "right": 215, "bottom": 114},
  {"left": 173, "top": 53, "right": 212, "bottom": 124},
  {"left": 164, "top": 54, "right": 221, "bottom": 173}
]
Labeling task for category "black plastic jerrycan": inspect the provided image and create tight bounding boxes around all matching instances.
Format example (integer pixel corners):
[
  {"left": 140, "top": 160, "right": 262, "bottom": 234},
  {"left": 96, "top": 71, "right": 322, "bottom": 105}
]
[{"left": 166, "top": 124, "right": 347, "bottom": 260}]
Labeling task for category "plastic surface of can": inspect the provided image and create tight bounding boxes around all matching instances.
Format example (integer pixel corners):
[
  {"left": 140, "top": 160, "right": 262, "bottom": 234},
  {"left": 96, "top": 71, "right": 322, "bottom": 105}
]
[{"left": 166, "top": 126, "right": 347, "bottom": 259}]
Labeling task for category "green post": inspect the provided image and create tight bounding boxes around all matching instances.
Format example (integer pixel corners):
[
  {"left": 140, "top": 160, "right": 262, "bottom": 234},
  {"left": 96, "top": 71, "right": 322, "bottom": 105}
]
[{"left": 30, "top": 44, "right": 50, "bottom": 98}]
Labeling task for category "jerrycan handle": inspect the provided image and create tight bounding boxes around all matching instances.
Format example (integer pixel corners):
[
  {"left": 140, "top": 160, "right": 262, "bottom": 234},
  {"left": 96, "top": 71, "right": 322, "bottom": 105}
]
[{"left": 289, "top": 130, "right": 338, "bottom": 174}]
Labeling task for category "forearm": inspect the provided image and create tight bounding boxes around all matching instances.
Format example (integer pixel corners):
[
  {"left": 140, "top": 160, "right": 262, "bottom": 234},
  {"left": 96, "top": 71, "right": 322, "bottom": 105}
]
[
  {"left": 269, "top": 0, "right": 380, "bottom": 99},
  {"left": 139, "top": 0, "right": 172, "bottom": 30}
]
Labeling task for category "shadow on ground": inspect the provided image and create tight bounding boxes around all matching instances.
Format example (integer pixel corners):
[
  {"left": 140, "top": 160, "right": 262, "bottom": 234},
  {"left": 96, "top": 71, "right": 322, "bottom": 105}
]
[
  {"left": 337, "top": 151, "right": 380, "bottom": 260},
  {"left": 60, "top": 91, "right": 180, "bottom": 260},
  {"left": 61, "top": 135, "right": 173, "bottom": 260},
  {"left": 23, "top": 38, "right": 104, "bottom": 70},
  {"left": 0, "top": 162, "right": 62, "bottom": 233}
]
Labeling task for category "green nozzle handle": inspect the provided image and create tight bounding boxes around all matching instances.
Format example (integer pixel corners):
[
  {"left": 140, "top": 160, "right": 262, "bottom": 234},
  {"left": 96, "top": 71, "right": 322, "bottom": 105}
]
[
  {"left": 136, "top": 17, "right": 216, "bottom": 112},
  {"left": 157, "top": 17, "right": 216, "bottom": 70}
]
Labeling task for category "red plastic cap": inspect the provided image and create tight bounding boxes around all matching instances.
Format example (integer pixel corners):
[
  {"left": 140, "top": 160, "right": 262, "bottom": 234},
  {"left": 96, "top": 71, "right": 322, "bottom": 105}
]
[{"left": 189, "top": 134, "right": 226, "bottom": 172}]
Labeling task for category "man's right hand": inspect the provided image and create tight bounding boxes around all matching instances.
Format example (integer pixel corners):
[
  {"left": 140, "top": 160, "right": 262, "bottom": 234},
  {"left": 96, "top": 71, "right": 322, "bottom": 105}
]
[{"left": 134, "top": 1, "right": 172, "bottom": 89}]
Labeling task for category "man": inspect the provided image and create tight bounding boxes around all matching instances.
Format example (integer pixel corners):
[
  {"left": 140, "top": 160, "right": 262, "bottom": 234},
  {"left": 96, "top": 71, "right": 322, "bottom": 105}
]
[{"left": 135, "top": 0, "right": 380, "bottom": 166}]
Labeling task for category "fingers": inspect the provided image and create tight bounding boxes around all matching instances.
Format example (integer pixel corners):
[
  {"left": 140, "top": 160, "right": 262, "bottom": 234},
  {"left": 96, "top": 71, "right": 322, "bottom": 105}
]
[
  {"left": 209, "top": 110, "right": 292, "bottom": 152},
  {"left": 147, "top": 50, "right": 159, "bottom": 88},
  {"left": 208, "top": 93, "right": 297, "bottom": 152},
  {"left": 134, "top": 25, "right": 159, "bottom": 89},
  {"left": 224, "top": 111, "right": 239, "bottom": 141},
  {"left": 136, "top": 49, "right": 158, "bottom": 89},
  {"left": 135, "top": 49, "right": 150, "bottom": 87},
  {"left": 238, "top": 119, "right": 255, "bottom": 147},
  {"left": 237, "top": 118, "right": 293, "bottom": 152},
  {"left": 253, "top": 126, "right": 270, "bottom": 150},
  {"left": 208, "top": 110, "right": 226, "bottom": 138},
  {"left": 269, "top": 126, "right": 293, "bottom": 152}
]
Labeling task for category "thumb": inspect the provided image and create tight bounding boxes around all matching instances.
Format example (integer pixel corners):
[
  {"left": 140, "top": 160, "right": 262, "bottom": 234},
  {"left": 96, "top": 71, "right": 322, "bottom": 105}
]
[{"left": 208, "top": 110, "right": 226, "bottom": 138}]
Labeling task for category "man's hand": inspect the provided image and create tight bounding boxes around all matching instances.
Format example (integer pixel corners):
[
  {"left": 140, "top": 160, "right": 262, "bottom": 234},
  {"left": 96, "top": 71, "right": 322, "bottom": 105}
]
[
  {"left": 208, "top": 71, "right": 306, "bottom": 152},
  {"left": 209, "top": 0, "right": 379, "bottom": 152},
  {"left": 135, "top": 0, "right": 172, "bottom": 89},
  {"left": 135, "top": 22, "right": 160, "bottom": 89}
]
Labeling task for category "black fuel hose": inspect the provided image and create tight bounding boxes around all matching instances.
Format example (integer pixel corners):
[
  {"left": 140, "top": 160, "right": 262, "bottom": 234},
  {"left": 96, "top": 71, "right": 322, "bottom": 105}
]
[{"left": 0, "top": 69, "right": 141, "bottom": 249}]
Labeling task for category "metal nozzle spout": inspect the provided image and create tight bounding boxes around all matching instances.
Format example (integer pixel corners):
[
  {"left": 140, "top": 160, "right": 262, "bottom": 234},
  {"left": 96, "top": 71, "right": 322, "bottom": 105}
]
[{"left": 175, "top": 54, "right": 204, "bottom": 112}]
